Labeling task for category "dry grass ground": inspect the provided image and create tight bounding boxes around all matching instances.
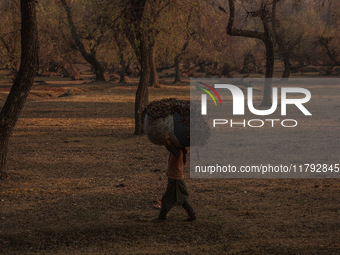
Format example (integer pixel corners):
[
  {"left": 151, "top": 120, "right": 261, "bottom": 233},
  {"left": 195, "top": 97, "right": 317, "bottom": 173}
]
[{"left": 0, "top": 78, "right": 340, "bottom": 254}]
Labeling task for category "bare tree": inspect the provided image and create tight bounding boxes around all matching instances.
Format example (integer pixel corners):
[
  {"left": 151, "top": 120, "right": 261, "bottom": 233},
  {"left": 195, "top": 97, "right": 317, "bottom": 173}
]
[
  {"left": 271, "top": 0, "right": 303, "bottom": 78},
  {"left": 59, "top": 0, "right": 106, "bottom": 81},
  {"left": 173, "top": 8, "right": 194, "bottom": 83},
  {"left": 123, "top": 0, "right": 150, "bottom": 135},
  {"left": 221, "top": 0, "right": 275, "bottom": 106},
  {"left": 147, "top": 0, "right": 171, "bottom": 88},
  {"left": 123, "top": 0, "right": 171, "bottom": 134},
  {"left": 112, "top": 23, "right": 129, "bottom": 83},
  {"left": 0, "top": 0, "right": 39, "bottom": 180},
  {"left": 149, "top": 39, "right": 160, "bottom": 88}
]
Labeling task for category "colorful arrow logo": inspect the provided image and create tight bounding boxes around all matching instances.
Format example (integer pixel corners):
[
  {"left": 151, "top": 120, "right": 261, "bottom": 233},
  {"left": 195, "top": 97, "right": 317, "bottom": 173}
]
[{"left": 197, "top": 82, "right": 222, "bottom": 106}]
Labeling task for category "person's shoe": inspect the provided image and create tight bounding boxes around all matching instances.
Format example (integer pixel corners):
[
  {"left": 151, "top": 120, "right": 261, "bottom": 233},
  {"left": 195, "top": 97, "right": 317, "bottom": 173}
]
[
  {"left": 153, "top": 218, "right": 166, "bottom": 223},
  {"left": 184, "top": 214, "right": 196, "bottom": 222}
]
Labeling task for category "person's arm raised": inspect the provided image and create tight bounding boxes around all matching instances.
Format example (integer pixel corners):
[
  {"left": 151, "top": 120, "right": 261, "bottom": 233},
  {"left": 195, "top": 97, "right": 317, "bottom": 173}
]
[{"left": 165, "top": 134, "right": 181, "bottom": 158}]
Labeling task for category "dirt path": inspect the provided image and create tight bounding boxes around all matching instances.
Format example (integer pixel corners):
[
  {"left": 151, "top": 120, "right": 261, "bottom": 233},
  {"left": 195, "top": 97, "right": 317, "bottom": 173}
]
[{"left": 1, "top": 81, "right": 340, "bottom": 254}]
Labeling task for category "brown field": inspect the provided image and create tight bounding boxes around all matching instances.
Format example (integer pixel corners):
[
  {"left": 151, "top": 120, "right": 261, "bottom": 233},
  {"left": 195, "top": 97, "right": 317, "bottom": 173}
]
[{"left": 1, "top": 78, "right": 340, "bottom": 254}]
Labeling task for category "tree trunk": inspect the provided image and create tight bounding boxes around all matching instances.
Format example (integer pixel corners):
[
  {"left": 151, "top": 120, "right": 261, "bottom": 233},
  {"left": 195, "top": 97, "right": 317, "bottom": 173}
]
[
  {"left": 241, "top": 52, "right": 256, "bottom": 73},
  {"left": 226, "top": 0, "right": 274, "bottom": 106},
  {"left": 123, "top": 0, "right": 148, "bottom": 135},
  {"left": 0, "top": 0, "right": 39, "bottom": 180},
  {"left": 60, "top": 0, "right": 105, "bottom": 81},
  {"left": 119, "top": 50, "right": 127, "bottom": 83},
  {"left": 173, "top": 39, "right": 190, "bottom": 84},
  {"left": 149, "top": 44, "right": 160, "bottom": 88},
  {"left": 134, "top": 38, "right": 150, "bottom": 135},
  {"left": 0, "top": 137, "right": 9, "bottom": 180},
  {"left": 174, "top": 55, "right": 181, "bottom": 83},
  {"left": 272, "top": 0, "right": 291, "bottom": 79},
  {"left": 85, "top": 54, "right": 105, "bottom": 81},
  {"left": 173, "top": 9, "right": 193, "bottom": 84},
  {"left": 282, "top": 51, "right": 291, "bottom": 78},
  {"left": 261, "top": 37, "right": 274, "bottom": 106},
  {"left": 261, "top": 9, "right": 274, "bottom": 106},
  {"left": 113, "top": 30, "right": 128, "bottom": 83}
]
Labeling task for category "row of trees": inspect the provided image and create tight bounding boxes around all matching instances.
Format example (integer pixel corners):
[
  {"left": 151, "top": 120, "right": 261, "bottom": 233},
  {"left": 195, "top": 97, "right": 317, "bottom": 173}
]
[
  {"left": 0, "top": 0, "right": 339, "bottom": 179},
  {"left": 1, "top": 0, "right": 339, "bottom": 82}
]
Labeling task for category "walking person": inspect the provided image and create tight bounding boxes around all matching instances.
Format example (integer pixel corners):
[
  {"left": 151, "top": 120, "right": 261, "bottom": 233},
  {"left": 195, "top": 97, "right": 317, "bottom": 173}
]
[{"left": 154, "top": 134, "right": 196, "bottom": 223}]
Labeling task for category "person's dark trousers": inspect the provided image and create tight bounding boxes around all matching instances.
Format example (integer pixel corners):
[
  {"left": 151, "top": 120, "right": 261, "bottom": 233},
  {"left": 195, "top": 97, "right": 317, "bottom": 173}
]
[{"left": 159, "top": 178, "right": 195, "bottom": 220}]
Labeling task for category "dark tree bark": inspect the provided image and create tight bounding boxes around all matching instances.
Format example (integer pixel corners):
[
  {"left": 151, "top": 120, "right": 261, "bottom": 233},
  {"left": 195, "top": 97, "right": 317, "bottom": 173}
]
[
  {"left": 123, "top": 0, "right": 149, "bottom": 135},
  {"left": 263, "top": 35, "right": 274, "bottom": 106},
  {"left": 173, "top": 40, "right": 190, "bottom": 83},
  {"left": 123, "top": 0, "right": 170, "bottom": 134},
  {"left": 173, "top": 9, "right": 193, "bottom": 83},
  {"left": 115, "top": 38, "right": 127, "bottom": 83},
  {"left": 119, "top": 50, "right": 127, "bottom": 83},
  {"left": 281, "top": 52, "right": 291, "bottom": 78},
  {"left": 174, "top": 55, "right": 182, "bottom": 83},
  {"left": 149, "top": 43, "right": 160, "bottom": 88},
  {"left": 113, "top": 28, "right": 128, "bottom": 83},
  {"left": 225, "top": 0, "right": 274, "bottom": 106},
  {"left": 135, "top": 38, "right": 150, "bottom": 134},
  {"left": 147, "top": 0, "right": 170, "bottom": 87},
  {"left": 60, "top": 0, "right": 106, "bottom": 81},
  {"left": 241, "top": 52, "right": 257, "bottom": 73},
  {"left": 0, "top": 0, "right": 39, "bottom": 180},
  {"left": 272, "top": 0, "right": 291, "bottom": 78}
]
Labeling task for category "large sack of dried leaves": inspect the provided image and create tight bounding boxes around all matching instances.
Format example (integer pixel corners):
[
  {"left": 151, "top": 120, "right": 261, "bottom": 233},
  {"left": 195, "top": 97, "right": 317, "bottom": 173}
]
[{"left": 143, "top": 98, "right": 209, "bottom": 147}]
